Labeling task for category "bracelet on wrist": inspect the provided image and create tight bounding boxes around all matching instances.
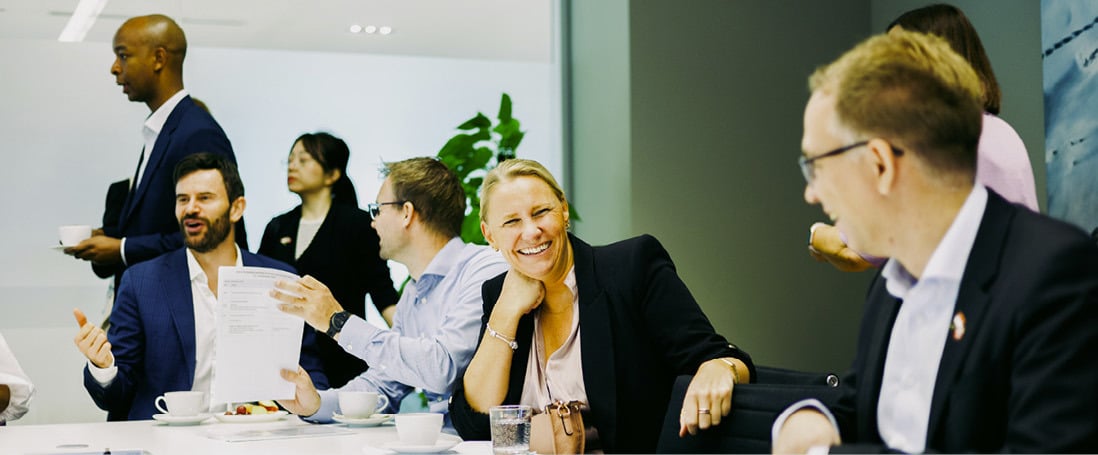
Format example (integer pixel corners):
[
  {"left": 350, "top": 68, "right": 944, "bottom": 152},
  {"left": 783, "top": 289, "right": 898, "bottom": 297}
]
[
  {"left": 719, "top": 358, "right": 741, "bottom": 384},
  {"left": 486, "top": 323, "right": 518, "bottom": 351}
]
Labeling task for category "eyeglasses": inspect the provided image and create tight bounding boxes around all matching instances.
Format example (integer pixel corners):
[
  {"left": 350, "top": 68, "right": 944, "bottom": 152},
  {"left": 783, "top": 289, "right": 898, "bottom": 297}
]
[
  {"left": 366, "top": 201, "right": 406, "bottom": 219},
  {"left": 798, "top": 141, "right": 868, "bottom": 183}
]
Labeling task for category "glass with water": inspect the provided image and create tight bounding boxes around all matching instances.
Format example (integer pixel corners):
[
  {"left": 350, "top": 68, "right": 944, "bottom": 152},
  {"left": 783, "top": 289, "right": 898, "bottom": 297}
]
[{"left": 489, "top": 404, "right": 533, "bottom": 455}]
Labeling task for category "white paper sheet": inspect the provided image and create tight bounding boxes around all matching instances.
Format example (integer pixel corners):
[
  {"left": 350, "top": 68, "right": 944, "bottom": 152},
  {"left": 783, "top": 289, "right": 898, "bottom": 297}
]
[{"left": 211, "top": 266, "right": 304, "bottom": 404}]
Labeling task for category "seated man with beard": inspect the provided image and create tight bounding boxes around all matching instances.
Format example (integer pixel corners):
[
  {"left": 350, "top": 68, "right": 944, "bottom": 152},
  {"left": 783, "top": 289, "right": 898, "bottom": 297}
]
[{"left": 73, "top": 153, "right": 327, "bottom": 420}]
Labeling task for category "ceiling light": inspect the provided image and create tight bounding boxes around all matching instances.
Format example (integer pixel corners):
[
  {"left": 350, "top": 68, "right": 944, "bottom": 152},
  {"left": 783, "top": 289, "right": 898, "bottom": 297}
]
[
  {"left": 379, "top": 26, "right": 392, "bottom": 35},
  {"left": 349, "top": 24, "right": 363, "bottom": 33},
  {"left": 364, "top": 25, "right": 377, "bottom": 34},
  {"left": 58, "top": 0, "right": 110, "bottom": 42}
]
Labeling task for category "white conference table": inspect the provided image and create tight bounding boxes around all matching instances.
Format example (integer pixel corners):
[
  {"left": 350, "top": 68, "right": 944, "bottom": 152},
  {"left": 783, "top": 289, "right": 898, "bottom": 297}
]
[{"left": 1, "top": 416, "right": 492, "bottom": 455}]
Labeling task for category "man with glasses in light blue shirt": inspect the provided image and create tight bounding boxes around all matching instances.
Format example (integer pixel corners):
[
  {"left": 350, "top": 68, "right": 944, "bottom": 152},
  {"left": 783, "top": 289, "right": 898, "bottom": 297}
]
[{"left": 272, "top": 157, "right": 507, "bottom": 425}]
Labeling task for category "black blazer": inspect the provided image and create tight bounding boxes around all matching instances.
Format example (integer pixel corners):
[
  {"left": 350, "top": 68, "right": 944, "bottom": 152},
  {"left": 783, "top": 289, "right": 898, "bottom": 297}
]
[
  {"left": 450, "top": 234, "right": 754, "bottom": 453},
  {"left": 258, "top": 203, "right": 398, "bottom": 387},
  {"left": 832, "top": 191, "right": 1098, "bottom": 453}
]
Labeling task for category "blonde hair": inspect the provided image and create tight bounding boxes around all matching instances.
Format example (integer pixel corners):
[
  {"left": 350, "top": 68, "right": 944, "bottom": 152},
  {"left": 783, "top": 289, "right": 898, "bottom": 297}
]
[
  {"left": 810, "top": 29, "right": 983, "bottom": 177},
  {"left": 480, "top": 159, "right": 565, "bottom": 221}
]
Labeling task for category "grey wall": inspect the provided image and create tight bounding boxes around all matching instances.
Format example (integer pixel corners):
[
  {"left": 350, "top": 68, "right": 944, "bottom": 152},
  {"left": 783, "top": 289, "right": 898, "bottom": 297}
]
[{"left": 569, "top": 0, "right": 1044, "bottom": 373}]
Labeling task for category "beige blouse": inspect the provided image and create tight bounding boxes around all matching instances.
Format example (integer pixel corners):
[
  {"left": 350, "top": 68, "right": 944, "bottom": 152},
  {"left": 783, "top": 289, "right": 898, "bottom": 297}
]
[{"left": 519, "top": 267, "right": 589, "bottom": 411}]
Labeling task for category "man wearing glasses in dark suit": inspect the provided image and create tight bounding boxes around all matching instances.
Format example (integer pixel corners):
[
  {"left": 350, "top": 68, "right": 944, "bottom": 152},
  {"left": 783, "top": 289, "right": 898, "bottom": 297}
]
[{"left": 773, "top": 29, "right": 1098, "bottom": 453}]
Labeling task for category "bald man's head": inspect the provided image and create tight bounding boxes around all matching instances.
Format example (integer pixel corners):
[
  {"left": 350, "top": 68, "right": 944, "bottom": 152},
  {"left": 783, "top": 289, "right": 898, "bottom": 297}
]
[{"left": 111, "top": 14, "right": 188, "bottom": 110}]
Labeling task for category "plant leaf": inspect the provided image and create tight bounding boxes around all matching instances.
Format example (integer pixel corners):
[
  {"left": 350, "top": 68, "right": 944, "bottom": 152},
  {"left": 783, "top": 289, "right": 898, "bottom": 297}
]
[
  {"left": 457, "top": 113, "right": 491, "bottom": 130},
  {"left": 500, "top": 130, "right": 524, "bottom": 150},
  {"left": 498, "top": 93, "right": 513, "bottom": 123},
  {"left": 461, "top": 208, "right": 486, "bottom": 245}
]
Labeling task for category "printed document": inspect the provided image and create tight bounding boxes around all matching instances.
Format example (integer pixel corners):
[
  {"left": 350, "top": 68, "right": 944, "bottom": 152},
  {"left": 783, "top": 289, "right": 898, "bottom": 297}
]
[{"left": 212, "top": 266, "right": 304, "bottom": 404}]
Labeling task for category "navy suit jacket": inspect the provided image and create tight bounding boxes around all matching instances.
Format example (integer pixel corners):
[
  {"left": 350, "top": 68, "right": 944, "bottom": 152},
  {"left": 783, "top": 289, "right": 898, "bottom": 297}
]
[
  {"left": 831, "top": 191, "right": 1098, "bottom": 452},
  {"left": 83, "top": 248, "right": 329, "bottom": 421},
  {"left": 104, "top": 96, "right": 241, "bottom": 279}
]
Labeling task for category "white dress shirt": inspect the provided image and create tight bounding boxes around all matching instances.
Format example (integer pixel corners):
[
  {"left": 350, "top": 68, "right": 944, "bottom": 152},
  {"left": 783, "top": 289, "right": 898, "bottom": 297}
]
[
  {"left": 773, "top": 185, "right": 988, "bottom": 453},
  {"left": 188, "top": 245, "right": 243, "bottom": 411},
  {"left": 875, "top": 185, "right": 986, "bottom": 452},
  {"left": 0, "top": 332, "right": 35, "bottom": 423}
]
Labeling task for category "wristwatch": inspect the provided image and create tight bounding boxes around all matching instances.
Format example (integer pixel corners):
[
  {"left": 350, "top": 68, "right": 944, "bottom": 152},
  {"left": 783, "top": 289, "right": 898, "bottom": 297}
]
[{"left": 326, "top": 311, "right": 352, "bottom": 338}]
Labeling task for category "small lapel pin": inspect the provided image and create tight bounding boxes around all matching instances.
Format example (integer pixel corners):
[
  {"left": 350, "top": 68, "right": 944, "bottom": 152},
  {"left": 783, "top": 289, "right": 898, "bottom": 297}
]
[
  {"left": 280, "top": 236, "right": 293, "bottom": 245},
  {"left": 950, "top": 311, "right": 967, "bottom": 341}
]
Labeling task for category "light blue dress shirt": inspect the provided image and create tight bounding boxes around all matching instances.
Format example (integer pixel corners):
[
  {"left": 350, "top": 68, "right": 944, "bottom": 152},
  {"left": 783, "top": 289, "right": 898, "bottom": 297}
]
[{"left": 308, "top": 238, "right": 507, "bottom": 422}]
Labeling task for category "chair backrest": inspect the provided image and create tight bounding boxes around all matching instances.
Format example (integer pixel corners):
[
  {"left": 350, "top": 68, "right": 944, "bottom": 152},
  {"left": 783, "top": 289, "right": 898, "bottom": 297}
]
[{"left": 656, "top": 366, "right": 844, "bottom": 453}]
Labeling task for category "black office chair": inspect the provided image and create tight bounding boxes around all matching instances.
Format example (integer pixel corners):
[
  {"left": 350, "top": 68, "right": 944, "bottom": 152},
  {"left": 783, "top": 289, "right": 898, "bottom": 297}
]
[{"left": 657, "top": 366, "right": 844, "bottom": 453}]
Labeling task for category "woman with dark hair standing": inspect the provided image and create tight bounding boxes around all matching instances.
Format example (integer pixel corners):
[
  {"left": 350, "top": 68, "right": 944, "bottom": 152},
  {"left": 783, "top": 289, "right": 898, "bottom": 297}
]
[
  {"left": 259, "top": 132, "right": 398, "bottom": 388},
  {"left": 808, "top": 3, "right": 1040, "bottom": 272}
]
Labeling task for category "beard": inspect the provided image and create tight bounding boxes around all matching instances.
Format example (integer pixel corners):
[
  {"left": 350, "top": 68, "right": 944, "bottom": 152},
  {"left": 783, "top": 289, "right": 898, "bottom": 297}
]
[{"left": 180, "top": 209, "right": 232, "bottom": 253}]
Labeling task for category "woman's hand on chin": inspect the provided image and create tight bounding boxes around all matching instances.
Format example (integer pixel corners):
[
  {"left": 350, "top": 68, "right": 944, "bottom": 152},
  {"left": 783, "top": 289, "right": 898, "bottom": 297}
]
[{"left": 496, "top": 269, "right": 546, "bottom": 319}]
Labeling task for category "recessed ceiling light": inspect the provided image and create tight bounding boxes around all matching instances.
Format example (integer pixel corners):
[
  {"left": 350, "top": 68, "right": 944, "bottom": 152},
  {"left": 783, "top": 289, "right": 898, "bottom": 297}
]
[
  {"left": 364, "top": 25, "right": 377, "bottom": 34},
  {"left": 379, "top": 26, "right": 392, "bottom": 35},
  {"left": 349, "top": 24, "right": 363, "bottom": 33}
]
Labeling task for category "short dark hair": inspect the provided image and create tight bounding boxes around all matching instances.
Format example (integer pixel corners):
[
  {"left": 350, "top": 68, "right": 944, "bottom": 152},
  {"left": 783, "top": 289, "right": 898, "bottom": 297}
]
[
  {"left": 382, "top": 157, "right": 464, "bottom": 238},
  {"left": 173, "top": 152, "right": 244, "bottom": 201}
]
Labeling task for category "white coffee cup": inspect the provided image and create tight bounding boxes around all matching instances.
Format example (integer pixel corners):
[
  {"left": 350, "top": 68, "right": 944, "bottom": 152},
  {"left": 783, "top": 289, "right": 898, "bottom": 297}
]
[
  {"left": 154, "top": 391, "right": 205, "bottom": 416},
  {"left": 59, "top": 225, "right": 92, "bottom": 247},
  {"left": 338, "top": 391, "right": 390, "bottom": 418},
  {"left": 395, "top": 413, "right": 443, "bottom": 446}
]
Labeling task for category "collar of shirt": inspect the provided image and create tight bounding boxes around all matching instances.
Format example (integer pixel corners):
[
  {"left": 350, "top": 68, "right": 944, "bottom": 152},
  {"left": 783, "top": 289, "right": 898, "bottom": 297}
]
[
  {"left": 412, "top": 237, "right": 466, "bottom": 298},
  {"left": 881, "top": 185, "right": 988, "bottom": 299},
  {"left": 142, "top": 89, "right": 189, "bottom": 144},
  {"left": 185, "top": 243, "right": 244, "bottom": 284}
]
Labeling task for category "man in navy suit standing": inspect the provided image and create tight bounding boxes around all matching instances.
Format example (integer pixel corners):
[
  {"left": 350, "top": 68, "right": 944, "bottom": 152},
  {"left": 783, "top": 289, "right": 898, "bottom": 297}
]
[
  {"left": 73, "top": 153, "right": 327, "bottom": 421},
  {"left": 67, "top": 14, "right": 243, "bottom": 283}
]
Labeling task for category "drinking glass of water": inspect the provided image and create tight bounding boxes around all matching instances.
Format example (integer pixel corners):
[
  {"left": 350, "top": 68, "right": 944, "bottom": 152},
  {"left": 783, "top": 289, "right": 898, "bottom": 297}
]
[{"left": 489, "top": 404, "right": 533, "bottom": 455}]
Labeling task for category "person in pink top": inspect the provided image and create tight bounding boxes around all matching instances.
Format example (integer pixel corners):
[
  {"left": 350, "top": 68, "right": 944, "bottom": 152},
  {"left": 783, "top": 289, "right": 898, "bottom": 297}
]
[{"left": 808, "top": 3, "right": 1039, "bottom": 272}]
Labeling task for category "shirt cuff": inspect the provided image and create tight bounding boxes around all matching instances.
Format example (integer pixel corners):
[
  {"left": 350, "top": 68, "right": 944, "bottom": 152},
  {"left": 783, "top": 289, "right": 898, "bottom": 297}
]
[
  {"left": 338, "top": 316, "right": 383, "bottom": 361},
  {"left": 771, "top": 398, "right": 840, "bottom": 449},
  {"left": 303, "top": 388, "right": 338, "bottom": 423},
  {"left": 119, "top": 237, "right": 129, "bottom": 266},
  {"left": 87, "top": 360, "right": 118, "bottom": 387},
  {"left": 0, "top": 373, "right": 34, "bottom": 423}
]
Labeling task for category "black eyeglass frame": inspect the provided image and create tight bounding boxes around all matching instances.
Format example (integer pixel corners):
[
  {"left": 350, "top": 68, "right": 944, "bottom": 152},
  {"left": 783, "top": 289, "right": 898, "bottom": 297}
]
[
  {"left": 366, "top": 201, "right": 407, "bottom": 219},
  {"left": 798, "top": 140, "right": 904, "bottom": 183}
]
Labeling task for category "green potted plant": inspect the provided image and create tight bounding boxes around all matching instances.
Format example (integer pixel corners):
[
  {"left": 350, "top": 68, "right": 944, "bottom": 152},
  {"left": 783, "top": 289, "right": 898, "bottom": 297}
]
[
  {"left": 437, "top": 93, "right": 579, "bottom": 245},
  {"left": 437, "top": 93, "right": 525, "bottom": 245}
]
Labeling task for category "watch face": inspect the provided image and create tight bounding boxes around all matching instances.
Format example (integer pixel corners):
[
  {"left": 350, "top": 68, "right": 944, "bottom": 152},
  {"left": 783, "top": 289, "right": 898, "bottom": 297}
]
[{"left": 327, "top": 311, "right": 350, "bottom": 337}]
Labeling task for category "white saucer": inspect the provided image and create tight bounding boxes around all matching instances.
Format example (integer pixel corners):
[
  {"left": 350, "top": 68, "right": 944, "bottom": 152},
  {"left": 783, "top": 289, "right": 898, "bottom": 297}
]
[
  {"left": 152, "top": 413, "right": 214, "bottom": 425},
  {"left": 376, "top": 436, "right": 461, "bottom": 453},
  {"left": 333, "top": 413, "right": 394, "bottom": 427},
  {"left": 213, "top": 410, "right": 288, "bottom": 423}
]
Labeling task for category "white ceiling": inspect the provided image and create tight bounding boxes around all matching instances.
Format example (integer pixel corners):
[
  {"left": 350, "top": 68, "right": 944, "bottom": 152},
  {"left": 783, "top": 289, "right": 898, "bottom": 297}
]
[{"left": 0, "top": 0, "right": 554, "bottom": 62}]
